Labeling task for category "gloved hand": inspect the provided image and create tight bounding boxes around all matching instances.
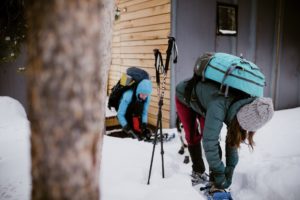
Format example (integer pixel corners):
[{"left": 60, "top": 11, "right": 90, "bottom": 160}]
[
  {"left": 123, "top": 125, "right": 140, "bottom": 140},
  {"left": 209, "top": 184, "right": 226, "bottom": 193},
  {"left": 213, "top": 172, "right": 231, "bottom": 189},
  {"left": 141, "top": 123, "right": 151, "bottom": 139}
]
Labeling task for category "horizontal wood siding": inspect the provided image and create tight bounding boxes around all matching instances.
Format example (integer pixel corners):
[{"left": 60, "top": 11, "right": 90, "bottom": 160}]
[{"left": 108, "top": 0, "right": 171, "bottom": 128}]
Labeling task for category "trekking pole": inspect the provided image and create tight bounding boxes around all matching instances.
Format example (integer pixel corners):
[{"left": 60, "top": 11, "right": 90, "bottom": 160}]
[
  {"left": 147, "top": 96, "right": 164, "bottom": 184},
  {"left": 155, "top": 37, "right": 177, "bottom": 178},
  {"left": 147, "top": 37, "right": 178, "bottom": 185},
  {"left": 158, "top": 96, "right": 165, "bottom": 178},
  {"left": 147, "top": 49, "right": 164, "bottom": 184}
]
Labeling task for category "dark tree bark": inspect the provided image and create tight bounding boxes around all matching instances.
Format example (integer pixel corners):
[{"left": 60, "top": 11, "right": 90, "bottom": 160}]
[{"left": 26, "top": 0, "right": 114, "bottom": 199}]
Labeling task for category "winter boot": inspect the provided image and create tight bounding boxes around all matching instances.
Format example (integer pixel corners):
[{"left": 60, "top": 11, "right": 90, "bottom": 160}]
[
  {"left": 191, "top": 171, "right": 209, "bottom": 186},
  {"left": 188, "top": 143, "right": 207, "bottom": 185}
]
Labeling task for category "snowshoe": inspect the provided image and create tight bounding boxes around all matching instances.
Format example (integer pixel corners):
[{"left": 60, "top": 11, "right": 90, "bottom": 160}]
[
  {"left": 191, "top": 171, "right": 209, "bottom": 186},
  {"left": 163, "top": 133, "right": 175, "bottom": 142},
  {"left": 200, "top": 184, "right": 233, "bottom": 200},
  {"left": 145, "top": 133, "right": 176, "bottom": 143},
  {"left": 206, "top": 191, "right": 233, "bottom": 200}
]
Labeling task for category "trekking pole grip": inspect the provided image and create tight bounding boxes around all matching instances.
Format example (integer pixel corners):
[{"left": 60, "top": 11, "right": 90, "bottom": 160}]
[{"left": 165, "top": 37, "right": 176, "bottom": 72}]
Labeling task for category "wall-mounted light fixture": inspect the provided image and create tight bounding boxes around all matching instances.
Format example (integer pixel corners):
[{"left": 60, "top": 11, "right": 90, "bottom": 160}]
[{"left": 115, "top": 7, "right": 121, "bottom": 20}]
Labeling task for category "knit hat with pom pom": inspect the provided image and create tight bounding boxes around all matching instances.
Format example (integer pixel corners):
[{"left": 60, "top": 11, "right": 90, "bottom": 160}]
[{"left": 237, "top": 97, "right": 274, "bottom": 132}]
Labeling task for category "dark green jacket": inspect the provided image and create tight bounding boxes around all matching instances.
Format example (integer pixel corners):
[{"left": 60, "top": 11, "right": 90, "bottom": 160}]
[{"left": 176, "top": 79, "right": 254, "bottom": 188}]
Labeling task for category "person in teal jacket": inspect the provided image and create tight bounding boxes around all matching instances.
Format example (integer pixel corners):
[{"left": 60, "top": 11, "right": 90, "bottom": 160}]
[
  {"left": 117, "top": 79, "right": 152, "bottom": 140},
  {"left": 175, "top": 79, "right": 274, "bottom": 192}
]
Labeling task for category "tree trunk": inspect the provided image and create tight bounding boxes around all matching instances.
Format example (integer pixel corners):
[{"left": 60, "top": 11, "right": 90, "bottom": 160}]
[{"left": 26, "top": 0, "right": 114, "bottom": 199}]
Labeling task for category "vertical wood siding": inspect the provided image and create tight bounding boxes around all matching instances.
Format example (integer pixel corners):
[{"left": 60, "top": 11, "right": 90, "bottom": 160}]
[{"left": 109, "top": 0, "right": 171, "bottom": 128}]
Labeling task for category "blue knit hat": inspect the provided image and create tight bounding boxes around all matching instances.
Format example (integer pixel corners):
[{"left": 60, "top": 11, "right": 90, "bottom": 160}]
[{"left": 136, "top": 79, "right": 152, "bottom": 97}]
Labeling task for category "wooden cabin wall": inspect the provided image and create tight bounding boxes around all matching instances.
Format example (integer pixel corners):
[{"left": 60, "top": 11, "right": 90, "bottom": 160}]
[{"left": 109, "top": 0, "right": 171, "bottom": 128}]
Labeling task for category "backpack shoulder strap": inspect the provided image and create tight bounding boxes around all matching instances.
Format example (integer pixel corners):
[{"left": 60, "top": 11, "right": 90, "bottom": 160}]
[
  {"left": 183, "top": 75, "right": 206, "bottom": 115},
  {"left": 191, "top": 84, "right": 206, "bottom": 116},
  {"left": 183, "top": 76, "right": 197, "bottom": 105}
]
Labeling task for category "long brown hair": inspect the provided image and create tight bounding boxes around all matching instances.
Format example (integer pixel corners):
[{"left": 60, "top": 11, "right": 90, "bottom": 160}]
[{"left": 226, "top": 117, "right": 255, "bottom": 150}]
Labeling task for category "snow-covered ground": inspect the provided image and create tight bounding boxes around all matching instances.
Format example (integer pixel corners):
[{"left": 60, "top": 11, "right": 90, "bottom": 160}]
[{"left": 1, "top": 96, "right": 300, "bottom": 200}]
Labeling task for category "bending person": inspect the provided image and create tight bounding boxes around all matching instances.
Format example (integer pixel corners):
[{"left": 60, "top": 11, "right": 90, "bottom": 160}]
[
  {"left": 175, "top": 78, "right": 274, "bottom": 192},
  {"left": 117, "top": 79, "right": 152, "bottom": 140}
]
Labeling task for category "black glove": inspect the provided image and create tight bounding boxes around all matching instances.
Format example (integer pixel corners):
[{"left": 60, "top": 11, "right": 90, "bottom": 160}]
[
  {"left": 123, "top": 125, "right": 140, "bottom": 140},
  {"left": 141, "top": 123, "right": 147, "bottom": 131},
  {"left": 141, "top": 123, "right": 151, "bottom": 139}
]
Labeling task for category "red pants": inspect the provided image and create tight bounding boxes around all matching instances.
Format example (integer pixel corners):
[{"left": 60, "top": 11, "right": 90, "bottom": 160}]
[{"left": 175, "top": 97, "right": 205, "bottom": 145}]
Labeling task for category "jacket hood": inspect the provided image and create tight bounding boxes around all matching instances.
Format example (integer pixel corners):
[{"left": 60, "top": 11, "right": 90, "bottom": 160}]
[{"left": 136, "top": 79, "right": 152, "bottom": 98}]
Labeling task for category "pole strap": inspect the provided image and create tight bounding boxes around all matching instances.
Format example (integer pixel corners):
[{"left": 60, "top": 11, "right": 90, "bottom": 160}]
[
  {"left": 165, "top": 37, "right": 178, "bottom": 73},
  {"left": 154, "top": 49, "right": 164, "bottom": 86}
]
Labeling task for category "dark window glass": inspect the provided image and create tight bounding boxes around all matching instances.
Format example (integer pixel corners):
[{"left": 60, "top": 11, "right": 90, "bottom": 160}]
[{"left": 217, "top": 3, "right": 238, "bottom": 36}]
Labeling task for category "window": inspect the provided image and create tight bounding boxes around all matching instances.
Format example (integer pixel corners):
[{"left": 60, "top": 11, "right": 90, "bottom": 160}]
[{"left": 217, "top": 3, "right": 238, "bottom": 36}]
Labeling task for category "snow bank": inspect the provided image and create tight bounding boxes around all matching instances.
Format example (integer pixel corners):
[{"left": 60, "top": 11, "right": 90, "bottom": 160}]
[
  {"left": 0, "top": 96, "right": 28, "bottom": 128},
  {"left": 0, "top": 97, "right": 31, "bottom": 200}
]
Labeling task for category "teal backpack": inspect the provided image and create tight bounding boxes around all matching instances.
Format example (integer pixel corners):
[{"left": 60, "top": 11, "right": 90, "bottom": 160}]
[{"left": 193, "top": 52, "right": 266, "bottom": 97}]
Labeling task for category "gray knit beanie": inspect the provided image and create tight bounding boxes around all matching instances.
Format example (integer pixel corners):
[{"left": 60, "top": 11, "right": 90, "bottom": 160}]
[{"left": 237, "top": 97, "right": 274, "bottom": 132}]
